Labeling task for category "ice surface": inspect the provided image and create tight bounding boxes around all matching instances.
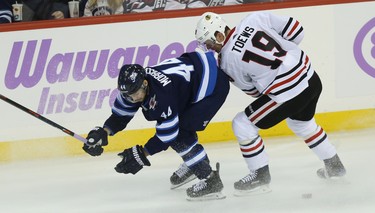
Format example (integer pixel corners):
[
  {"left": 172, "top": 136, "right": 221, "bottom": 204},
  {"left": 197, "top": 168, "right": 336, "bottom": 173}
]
[{"left": 1, "top": 128, "right": 374, "bottom": 213}]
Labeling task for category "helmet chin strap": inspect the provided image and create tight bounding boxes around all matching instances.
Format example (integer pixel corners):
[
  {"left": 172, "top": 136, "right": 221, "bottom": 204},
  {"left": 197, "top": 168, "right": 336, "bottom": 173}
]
[
  {"left": 216, "top": 31, "right": 227, "bottom": 45},
  {"left": 217, "top": 36, "right": 226, "bottom": 45},
  {"left": 207, "top": 33, "right": 225, "bottom": 50},
  {"left": 141, "top": 82, "right": 150, "bottom": 100},
  {"left": 143, "top": 79, "right": 149, "bottom": 91}
]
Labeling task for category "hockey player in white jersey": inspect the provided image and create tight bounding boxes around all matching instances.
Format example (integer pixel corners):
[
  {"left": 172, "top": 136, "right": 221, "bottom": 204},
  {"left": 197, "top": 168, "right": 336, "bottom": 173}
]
[{"left": 194, "top": 12, "right": 346, "bottom": 196}]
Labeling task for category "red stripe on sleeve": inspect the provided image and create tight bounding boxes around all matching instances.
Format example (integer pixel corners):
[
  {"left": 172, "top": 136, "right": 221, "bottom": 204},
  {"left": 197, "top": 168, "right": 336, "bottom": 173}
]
[{"left": 287, "top": 20, "right": 300, "bottom": 36}]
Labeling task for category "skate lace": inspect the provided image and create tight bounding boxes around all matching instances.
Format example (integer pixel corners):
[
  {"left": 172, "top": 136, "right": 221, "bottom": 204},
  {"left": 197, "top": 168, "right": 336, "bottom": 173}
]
[
  {"left": 175, "top": 163, "right": 190, "bottom": 177},
  {"left": 241, "top": 170, "right": 258, "bottom": 183},
  {"left": 192, "top": 180, "right": 207, "bottom": 192}
]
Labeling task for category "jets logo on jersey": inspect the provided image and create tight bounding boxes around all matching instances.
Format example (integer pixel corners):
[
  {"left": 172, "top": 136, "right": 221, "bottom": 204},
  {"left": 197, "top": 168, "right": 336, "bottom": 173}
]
[
  {"left": 129, "top": 72, "right": 138, "bottom": 83},
  {"left": 161, "top": 106, "right": 172, "bottom": 119},
  {"left": 149, "top": 94, "right": 157, "bottom": 110}
]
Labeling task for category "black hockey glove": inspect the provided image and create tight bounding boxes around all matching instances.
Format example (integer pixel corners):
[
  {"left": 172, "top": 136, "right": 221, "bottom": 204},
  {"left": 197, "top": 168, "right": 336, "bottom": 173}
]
[
  {"left": 83, "top": 127, "right": 108, "bottom": 156},
  {"left": 115, "top": 145, "right": 151, "bottom": 175}
]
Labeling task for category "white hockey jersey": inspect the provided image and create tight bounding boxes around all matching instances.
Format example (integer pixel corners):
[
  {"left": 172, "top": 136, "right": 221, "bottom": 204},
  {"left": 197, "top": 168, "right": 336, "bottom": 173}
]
[{"left": 220, "top": 12, "right": 314, "bottom": 103}]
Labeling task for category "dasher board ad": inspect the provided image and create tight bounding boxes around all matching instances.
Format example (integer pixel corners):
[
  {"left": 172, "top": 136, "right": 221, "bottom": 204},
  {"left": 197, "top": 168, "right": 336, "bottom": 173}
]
[{"left": 1, "top": 1, "right": 374, "bottom": 141}]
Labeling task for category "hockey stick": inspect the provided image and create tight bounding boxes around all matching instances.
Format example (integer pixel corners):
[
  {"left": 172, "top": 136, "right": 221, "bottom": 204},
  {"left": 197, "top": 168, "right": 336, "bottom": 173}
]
[{"left": 0, "top": 94, "right": 87, "bottom": 144}]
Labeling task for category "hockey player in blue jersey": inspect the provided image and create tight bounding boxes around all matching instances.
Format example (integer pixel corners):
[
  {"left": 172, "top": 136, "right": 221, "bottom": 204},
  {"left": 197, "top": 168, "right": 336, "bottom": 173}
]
[{"left": 82, "top": 51, "right": 230, "bottom": 201}]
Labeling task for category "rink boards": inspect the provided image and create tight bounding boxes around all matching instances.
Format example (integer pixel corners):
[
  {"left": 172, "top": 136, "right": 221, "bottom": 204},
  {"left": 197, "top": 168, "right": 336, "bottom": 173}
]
[
  {"left": 0, "top": 0, "right": 374, "bottom": 161},
  {"left": 0, "top": 108, "right": 374, "bottom": 161}
]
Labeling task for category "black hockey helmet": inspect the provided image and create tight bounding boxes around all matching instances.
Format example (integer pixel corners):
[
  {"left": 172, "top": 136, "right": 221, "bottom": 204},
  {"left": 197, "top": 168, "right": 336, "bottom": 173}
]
[{"left": 118, "top": 64, "right": 146, "bottom": 96}]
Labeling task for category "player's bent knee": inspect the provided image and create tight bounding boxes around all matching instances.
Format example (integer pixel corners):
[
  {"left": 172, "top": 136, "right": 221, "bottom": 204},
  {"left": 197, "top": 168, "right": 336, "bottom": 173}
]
[
  {"left": 238, "top": 137, "right": 260, "bottom": 146},
  {"left": 286, "top": 118, "right": 318, "bottom": 138},
  {"left": 232, "top": 112, "right": 259, "bottom": 142}
]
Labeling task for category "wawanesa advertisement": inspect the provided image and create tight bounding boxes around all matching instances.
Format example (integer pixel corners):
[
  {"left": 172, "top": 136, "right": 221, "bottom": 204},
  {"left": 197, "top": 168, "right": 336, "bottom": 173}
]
[{"left": 1, "top": 1, "right": 374, "bottom": 142}]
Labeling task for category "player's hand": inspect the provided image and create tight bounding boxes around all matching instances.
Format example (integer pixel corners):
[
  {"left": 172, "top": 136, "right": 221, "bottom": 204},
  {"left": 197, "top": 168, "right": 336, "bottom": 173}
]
[
  {"left": 114, "top": 145, "right": 151, "bottom": 175},
  {"left": 83, "top": 127, "right": 108, "bottom": 156}
]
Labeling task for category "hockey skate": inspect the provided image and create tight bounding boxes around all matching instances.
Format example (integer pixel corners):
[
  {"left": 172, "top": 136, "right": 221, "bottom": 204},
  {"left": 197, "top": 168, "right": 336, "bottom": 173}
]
[
  {"left": 233, "top": 165, "right": 272, "bottom": 197},
  {"left": 186, "top": 162, "right": 226, "bottom": 201},
  {"left": 317, "top": 154, "right": 346, "bottom": 179},
  {"left": 170, "top": 163, "right": 197, "bottom": 189}
]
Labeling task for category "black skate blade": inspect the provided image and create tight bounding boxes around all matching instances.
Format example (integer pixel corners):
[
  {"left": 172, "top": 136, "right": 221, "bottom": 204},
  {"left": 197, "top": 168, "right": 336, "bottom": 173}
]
[
  {"left": 170, "top": 175, "right": 197, "bottom": 190},
  {"left": 186, "top": 192, "right": 226, "bottom": 201},
  {"left": 233, "top": 184, "right": 272, "bottom": 197}
]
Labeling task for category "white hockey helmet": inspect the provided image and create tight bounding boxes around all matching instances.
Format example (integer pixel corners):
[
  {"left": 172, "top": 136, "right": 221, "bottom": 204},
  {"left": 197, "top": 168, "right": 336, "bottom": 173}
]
[{"left": 195, "top": 12, "right": 228, "bottom": 45}]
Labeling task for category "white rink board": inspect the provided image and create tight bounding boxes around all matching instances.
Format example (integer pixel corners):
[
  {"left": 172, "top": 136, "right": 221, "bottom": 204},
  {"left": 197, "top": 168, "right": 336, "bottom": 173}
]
[{"left": 0, "top": 1, "right": 374, "bottom": 141}]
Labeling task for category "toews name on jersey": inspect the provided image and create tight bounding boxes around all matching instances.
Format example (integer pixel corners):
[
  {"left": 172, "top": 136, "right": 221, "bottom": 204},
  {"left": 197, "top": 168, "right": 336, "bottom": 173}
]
[{"left": 231, "top": 26, "right": 254, "bottom": 53}]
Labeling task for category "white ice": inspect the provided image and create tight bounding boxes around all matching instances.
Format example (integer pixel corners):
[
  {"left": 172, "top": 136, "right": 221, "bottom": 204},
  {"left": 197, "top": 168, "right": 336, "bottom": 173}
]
[{"left": 1, "top": 128, "right": 374, "bottom": 213}]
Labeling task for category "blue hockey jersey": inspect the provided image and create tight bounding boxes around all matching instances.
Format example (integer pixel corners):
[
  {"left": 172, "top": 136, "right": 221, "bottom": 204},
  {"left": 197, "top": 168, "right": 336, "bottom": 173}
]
[{"left": 104, "top": 51, "right": 221, "bottom": 155}]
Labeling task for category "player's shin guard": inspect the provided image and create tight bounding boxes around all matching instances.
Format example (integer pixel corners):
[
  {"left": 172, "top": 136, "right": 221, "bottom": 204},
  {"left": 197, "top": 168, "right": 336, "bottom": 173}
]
[
  {"left": 171, "top": 142, "right": 211, "bottom": 189},
  {"left": 239, "top": 137, "right": 269, "bottom": 171},
  {"left": 287, "top": 118, "right": 346, "bottom": 178},
  {"left": 232, "top": 112, "right": 271, "bottom": 195},
  {"left": 234, "top": 138, "right": 271, "bottom": 196},
  {"left": 287, "top": 118, "right": 337, "bottom": 159},
  {"left": 232, "top": 112, "right": 269, "bottom": 171}
]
